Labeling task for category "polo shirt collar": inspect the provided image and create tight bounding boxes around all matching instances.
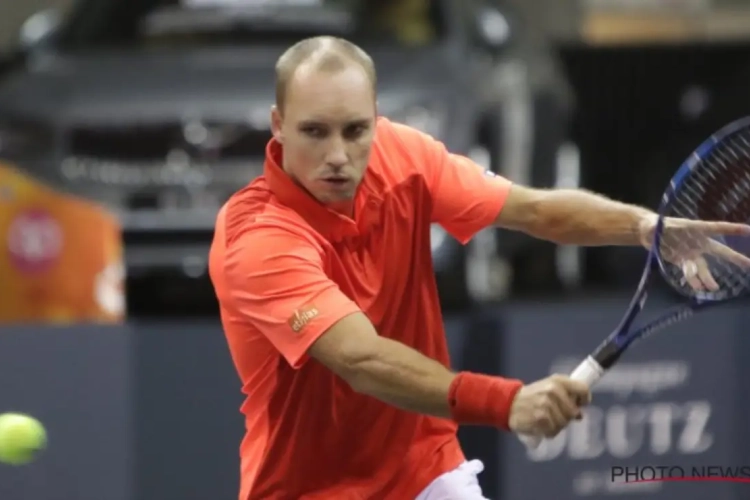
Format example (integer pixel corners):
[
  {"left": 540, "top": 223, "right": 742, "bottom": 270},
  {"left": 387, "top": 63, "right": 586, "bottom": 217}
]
[{"left": 264, "top": 138, "right": 360, "bottom": 240}]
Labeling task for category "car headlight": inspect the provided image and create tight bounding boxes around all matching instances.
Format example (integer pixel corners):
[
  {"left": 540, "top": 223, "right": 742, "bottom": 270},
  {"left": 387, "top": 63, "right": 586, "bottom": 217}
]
[
  {"left": 0, "top": 119, "right": 54, "bottom": 159},
  {"left": 388, "top": 104, "right": 446, "bottom": 138}
]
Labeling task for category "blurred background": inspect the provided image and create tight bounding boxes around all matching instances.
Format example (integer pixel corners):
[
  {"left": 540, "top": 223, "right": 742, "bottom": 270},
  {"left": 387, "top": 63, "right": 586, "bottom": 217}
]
[{"left": 1, "top": 0, "right": 750, "bottom": 499}]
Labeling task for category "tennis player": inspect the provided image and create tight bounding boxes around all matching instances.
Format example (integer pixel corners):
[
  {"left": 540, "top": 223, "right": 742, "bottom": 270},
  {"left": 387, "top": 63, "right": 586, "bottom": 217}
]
[{"left": 209, "top": 36, "right": 748, "bottom": 500}]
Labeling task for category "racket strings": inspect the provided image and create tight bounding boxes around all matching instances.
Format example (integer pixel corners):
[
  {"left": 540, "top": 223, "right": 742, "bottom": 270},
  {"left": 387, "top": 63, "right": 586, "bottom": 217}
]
[{"left": 659, "top": 128, "right": 750, "bottom": 298}]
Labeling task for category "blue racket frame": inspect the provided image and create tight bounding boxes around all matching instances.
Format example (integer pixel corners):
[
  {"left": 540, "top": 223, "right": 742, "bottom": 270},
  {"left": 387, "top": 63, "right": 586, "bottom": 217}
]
[
  {"left": 595, "top": 116, "right": 750, "bottom": 364},
  {"left": 518, "top": 116, "right": 750, "bottom": 452}
]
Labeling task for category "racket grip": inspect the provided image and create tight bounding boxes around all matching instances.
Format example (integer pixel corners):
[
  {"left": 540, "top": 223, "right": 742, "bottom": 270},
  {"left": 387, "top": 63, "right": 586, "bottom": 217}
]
[
  {"left": 569, "top": 355, "right": 606, "bottom": 386},
  {"left": 517, "top": 356, "right": 605, "bottom": 451}
]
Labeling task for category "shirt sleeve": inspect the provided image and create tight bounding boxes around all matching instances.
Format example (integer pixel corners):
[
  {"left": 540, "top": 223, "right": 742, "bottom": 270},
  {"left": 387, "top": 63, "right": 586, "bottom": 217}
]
[
  {"left": 223, "top": 226, "right": 361, "bottom": 369},
  {"left": 390, "top": 122, "right": 513, "bottom": 244}
]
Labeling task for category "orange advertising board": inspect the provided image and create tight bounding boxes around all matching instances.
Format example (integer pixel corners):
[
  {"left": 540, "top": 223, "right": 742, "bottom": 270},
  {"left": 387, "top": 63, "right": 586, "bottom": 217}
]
[{"left": 0, "top": 162, "right": 125, "bottom": 324}]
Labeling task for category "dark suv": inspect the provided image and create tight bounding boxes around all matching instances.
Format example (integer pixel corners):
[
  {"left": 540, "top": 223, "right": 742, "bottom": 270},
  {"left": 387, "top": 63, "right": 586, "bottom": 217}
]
[{"left": 0, "top": 0, "right": 573, "bottom": 314}]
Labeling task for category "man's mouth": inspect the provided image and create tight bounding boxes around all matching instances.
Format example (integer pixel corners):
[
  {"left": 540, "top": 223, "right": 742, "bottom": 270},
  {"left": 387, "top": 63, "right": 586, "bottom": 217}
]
[{"left": 322, "top": 177, "right": 349, "bottom": 186}]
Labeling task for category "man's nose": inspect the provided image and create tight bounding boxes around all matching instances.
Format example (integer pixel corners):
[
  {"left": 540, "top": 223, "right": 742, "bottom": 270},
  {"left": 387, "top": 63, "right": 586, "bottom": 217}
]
[{"left": 325, "top": 137, "right": 348, "bottom": 167}]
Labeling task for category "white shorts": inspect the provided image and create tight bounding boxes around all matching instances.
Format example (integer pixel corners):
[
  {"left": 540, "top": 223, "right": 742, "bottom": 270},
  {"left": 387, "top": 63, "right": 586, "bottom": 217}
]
[{"left": 415, "top": 460, "right": 490, "bottom": 500}]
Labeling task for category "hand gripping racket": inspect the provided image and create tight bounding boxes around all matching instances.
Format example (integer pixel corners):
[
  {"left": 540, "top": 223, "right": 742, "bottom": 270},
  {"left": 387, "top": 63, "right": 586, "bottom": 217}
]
[{"left": 519, "top": 116, "right": 750, "bottom": 450}]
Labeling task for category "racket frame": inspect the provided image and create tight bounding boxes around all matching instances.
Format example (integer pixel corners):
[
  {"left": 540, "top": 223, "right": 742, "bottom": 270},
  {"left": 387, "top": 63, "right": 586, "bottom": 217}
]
[{"left": 518, "top": 115, "right": 750, "bottom": 451}]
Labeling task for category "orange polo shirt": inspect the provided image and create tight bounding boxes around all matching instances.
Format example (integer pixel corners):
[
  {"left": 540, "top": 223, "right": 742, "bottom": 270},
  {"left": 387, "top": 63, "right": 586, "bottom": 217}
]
[{"left": 209, "top": 117, "right": 512, "bottom": 500}]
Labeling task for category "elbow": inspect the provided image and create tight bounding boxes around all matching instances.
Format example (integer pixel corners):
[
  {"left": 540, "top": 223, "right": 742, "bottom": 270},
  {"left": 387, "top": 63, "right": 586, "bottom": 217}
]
[
  {"left": 499, "top": 185, "right": 545, "bottom": 237},
  {"left": 519, "top": 190, "right": 575, "bottom": 244}
]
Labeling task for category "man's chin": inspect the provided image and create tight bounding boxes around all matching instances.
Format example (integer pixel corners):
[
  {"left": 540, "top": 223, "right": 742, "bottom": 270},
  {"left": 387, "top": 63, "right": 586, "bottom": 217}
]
[
  {"left": 320, "top": 192, "right": 355, "bottom": 205},
  {"left": 316, "top": 183, "right": 357, "bottom": 202},
  {"left": 316, "top": 189, "right": 357, "bottom": 210}
]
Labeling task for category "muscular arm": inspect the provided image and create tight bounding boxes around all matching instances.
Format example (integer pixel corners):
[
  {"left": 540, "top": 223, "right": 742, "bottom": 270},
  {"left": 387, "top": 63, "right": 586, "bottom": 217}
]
[
  {"left": 494, "top": 184, "right": 655, "bottom": 247},
  {"left": 221, "top": 205, "right": 581, "bottom": 435},
  {"left": 307, "top": 312, "right": 589, "bottom": 437},
  {"left": 309, "top": 313, "right": 457, "bottom": 418},
  {"left": 389, "top": 121, "right": 653, "bottom": 249},
  {"left": 222, "top": 225, "right": 519, "bottom": 424}
]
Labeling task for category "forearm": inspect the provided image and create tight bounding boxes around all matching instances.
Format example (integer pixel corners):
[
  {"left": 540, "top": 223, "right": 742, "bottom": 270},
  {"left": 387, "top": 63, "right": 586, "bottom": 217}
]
[
  {"left": 346, "top": 336, "right": 522, "bottom": 429},
  {"left": 310, "top": 313, "right": 522, "bottom": 428},
  {"left": 528, "top": 189, "right": 654, "bottom": 246},
  {"left": 347, "top": 335, "right": 456, "bottom": 418}
]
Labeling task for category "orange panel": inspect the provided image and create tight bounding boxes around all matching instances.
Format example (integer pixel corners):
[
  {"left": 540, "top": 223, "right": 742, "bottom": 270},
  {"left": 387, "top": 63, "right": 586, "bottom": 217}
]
[{"left": 0, "top": 163, "right": 125, "bottom": 324}]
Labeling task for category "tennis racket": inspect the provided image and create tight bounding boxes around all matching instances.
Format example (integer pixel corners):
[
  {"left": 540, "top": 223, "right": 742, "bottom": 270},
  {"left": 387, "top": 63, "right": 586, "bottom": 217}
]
[{"left": 519, "top": 116, "right": 750, "bottom": 450}]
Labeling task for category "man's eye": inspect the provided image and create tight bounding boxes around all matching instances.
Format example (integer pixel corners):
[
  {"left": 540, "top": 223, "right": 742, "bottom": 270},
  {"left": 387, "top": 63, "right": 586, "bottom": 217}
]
[
  {"left": 302, "top": 127, "right": 326, "bottom": 138},
  {"left": 344, "top": 125, "right": 367, "bottom": 139}
]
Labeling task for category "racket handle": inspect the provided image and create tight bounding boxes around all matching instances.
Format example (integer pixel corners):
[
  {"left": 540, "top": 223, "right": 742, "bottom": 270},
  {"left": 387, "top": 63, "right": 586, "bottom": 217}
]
[
  {"left": 517, "top": 356, "right": 605, "bottom": 451},
  {"left": 569, "top": 355, "right": 606, "bottom": 386}
]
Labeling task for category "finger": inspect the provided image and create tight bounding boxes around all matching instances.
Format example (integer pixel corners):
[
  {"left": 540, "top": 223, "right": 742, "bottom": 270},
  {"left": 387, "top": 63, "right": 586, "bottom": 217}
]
[
  {"left": 550, "top": 384, "right": 580, "bottom": 420},
  {"left": 533, "top": 406, "right": 554, "bottom": 437},
  {"left": 695, "top": 258, "right": 719, "bottom": 291},
  {"left": 531, "top": 406, "right": 548, "bottom": 436},
  {"left": 558, "top": 378, "right": 592, "bottom": 405},
  {"left": 682, "top": 220, "right": 750, "bottom": 236},
  {"left": 543, "top": 400, "right": 567, "bottom": 438},
  {"left": 707, "top": 240, "right": 750, "bottom": 268},
  {"left": 681, "top": 260, "right": 706, "bottom": 291}
]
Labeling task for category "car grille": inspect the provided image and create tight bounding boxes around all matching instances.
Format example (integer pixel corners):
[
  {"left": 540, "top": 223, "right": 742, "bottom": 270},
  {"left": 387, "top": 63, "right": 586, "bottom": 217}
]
[
  {"left": 61, "top": 122, "right": 269, "bottom": 187},
  {"left": 67, "top": 122, "right": 269, "bottom": 160},
  {"left": 60, "top": 155, "right": 259, "bottom": 187}
]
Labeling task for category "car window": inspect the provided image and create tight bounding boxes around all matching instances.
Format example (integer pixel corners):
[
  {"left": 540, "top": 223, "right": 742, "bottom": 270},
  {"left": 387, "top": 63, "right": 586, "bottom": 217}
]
[{"left": 59, "top": 0, "right": 447, "bottom": 49}]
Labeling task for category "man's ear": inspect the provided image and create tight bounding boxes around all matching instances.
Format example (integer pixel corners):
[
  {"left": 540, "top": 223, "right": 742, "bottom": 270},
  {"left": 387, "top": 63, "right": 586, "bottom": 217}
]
[{"left": 271, "top": 105, "right": 283, "bottom": 143}]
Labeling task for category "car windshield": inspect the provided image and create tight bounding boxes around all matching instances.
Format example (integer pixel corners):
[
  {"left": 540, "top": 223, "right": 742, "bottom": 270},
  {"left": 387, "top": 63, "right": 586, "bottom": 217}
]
[{"left": 58, "top": 0, "right": 446, "bottom": 49}]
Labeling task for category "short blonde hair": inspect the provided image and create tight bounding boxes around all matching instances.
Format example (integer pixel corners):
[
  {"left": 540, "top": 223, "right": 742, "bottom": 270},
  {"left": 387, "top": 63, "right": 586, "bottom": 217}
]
[{"left": 275, "top": 36, "right": 377, "bottom": 112}]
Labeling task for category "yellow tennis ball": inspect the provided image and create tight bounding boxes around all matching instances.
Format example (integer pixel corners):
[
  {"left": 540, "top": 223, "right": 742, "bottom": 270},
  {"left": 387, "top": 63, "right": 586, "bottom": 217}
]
[{"left": 0, "top": 413, "right": 47, "bottom": 465}]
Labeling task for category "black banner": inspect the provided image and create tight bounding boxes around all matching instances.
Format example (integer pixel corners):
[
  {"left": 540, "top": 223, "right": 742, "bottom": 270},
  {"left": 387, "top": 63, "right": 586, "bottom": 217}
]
[{"left": 2, "top": 299, "right": 749, "bottom": 499}]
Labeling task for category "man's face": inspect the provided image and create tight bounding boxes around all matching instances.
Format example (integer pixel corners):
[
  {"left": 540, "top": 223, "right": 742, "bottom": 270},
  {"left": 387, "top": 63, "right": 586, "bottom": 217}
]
[{"left": 271, "top": 65, "right": 376, "bottom": 211}]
